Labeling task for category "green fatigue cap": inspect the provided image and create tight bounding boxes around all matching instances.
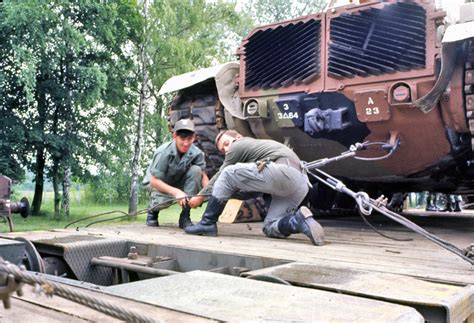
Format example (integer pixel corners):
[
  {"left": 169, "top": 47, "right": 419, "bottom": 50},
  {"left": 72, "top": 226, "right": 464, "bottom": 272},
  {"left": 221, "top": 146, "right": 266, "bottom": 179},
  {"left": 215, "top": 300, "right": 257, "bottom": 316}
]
[{"left": 173, "top": 119, "right": 195, "bottom": 132}]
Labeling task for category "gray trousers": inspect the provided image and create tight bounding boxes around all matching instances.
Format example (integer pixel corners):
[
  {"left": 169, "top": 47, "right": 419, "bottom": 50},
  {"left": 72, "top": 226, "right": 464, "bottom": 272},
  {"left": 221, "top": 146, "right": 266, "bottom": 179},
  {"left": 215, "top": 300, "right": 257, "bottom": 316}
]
[
  {"left": 147, "top": 165, "right": 203, "bottom": 210},
  {"left": 212, "top": 162, "right": 309, "bottom": 238}
]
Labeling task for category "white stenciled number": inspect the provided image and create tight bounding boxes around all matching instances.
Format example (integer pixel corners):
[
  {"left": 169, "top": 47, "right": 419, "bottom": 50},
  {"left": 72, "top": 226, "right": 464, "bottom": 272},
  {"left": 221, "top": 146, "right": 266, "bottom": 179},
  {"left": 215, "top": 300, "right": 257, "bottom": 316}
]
[
  {"left": 365, "top": 107, "right": 380, "bottom": 115},
  {"left": 277, "top": 112, "right": 299, "bottom": 119},
  {"left": 282, "top": 103, "right": 290, "bottom": 111}
]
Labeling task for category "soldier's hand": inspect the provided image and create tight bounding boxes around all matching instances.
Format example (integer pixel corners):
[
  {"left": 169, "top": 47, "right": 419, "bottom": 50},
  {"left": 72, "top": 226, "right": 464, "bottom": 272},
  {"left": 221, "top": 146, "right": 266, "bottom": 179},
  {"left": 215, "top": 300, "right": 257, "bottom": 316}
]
[
  {"left": 256, "top": 158, "right": 269, "bottom": 173},
  {"left": 174, "top": 191, "right": 188, "bottom": 207},
  {"left": 188, "top": 196, "right": 205, "bottom": 208}
]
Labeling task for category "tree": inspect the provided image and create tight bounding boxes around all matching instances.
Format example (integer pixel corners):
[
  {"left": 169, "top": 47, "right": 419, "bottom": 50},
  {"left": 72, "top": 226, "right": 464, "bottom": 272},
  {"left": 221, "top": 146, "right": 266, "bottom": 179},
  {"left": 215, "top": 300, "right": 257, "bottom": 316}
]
[
  {"left": 0, "top": 9, "right": 27, "bottom": 183},
  {"left": 1, "top": 0, "right": 253, "bottom": 216},
  {"left": 241, "top": 0, "right": 327, "bottom": 26},
  {"left": 0, "top": 1, "right": 141, "bottom": 217},
  {"left": 0, "top": 110, "right": 26, "bottom": 182},
  {"left": 1, "top": 2, "right": 59, "bottom": 214},
  {"left": 85, "top": 1, "right": 144, "bottom": 207},
  {"left": 128, "top": 0, "right": 148, "bottom": 216},
  {"left": 127, "top": 0, "right": 248, "bottom": 214}
]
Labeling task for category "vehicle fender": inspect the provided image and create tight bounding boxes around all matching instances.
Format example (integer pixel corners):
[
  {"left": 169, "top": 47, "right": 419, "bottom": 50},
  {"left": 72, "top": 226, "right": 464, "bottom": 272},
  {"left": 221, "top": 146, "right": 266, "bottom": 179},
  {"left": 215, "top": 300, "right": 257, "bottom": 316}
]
[
  {"left": 442, "top": 21, "right": 474, "bottom": 43},
  {"left": 214, "top": 62, "right": 244, "bottom": 120}
]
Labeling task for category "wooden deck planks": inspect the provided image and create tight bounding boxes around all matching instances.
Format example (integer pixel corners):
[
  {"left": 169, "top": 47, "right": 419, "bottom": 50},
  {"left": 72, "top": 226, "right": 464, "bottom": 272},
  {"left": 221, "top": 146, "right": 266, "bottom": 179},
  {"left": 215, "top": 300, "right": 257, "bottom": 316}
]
[
  {"left": 2, "top": 214, "right": 473, "bottom": 285},
  {"left": 77, "top": 217, "right": 474, "bottom": 285}
]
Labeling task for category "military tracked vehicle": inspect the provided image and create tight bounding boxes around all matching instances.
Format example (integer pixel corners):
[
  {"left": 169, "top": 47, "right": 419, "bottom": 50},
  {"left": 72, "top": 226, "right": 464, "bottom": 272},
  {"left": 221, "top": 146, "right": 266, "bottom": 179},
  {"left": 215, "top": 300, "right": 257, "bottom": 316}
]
[
  {"left": 160, "top": 0, "right": 474, "bottom": 208},
  {"left": 1, "top": 2, "right": 474, "bottom": 321}
]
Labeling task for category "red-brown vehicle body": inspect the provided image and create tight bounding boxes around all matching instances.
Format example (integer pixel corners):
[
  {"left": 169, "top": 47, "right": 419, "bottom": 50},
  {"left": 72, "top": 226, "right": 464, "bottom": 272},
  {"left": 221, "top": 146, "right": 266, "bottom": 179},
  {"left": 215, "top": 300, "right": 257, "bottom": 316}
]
[{"left": 163, "top": 0, "right": 474, "bottom": 201}]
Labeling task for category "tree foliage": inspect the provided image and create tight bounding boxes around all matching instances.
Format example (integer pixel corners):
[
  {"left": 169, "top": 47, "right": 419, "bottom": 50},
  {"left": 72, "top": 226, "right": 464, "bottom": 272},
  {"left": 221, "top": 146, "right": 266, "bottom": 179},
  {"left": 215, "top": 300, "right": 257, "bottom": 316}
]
[
  {"left": 0, "top": 0, "right": 252, "bottom": 215},
  {"left": 0, "top": 1, "right": 141, "bottom": 216},
  {"left": 141, "top": 0, "right": 247, "bottom": 175},
  {"left": 241, "top": 0, "right": 327, "bottom": 27}
]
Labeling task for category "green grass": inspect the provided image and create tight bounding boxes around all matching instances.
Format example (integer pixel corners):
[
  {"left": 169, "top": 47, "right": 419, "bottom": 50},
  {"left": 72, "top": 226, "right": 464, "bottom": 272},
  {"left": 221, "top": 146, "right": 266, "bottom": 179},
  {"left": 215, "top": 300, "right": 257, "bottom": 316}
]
[
  {"left": 2, "top": 190, "right": 207, "bottom": 233},
  {"left": 2, "top": 192, "right": 207, "bottom": 233}
]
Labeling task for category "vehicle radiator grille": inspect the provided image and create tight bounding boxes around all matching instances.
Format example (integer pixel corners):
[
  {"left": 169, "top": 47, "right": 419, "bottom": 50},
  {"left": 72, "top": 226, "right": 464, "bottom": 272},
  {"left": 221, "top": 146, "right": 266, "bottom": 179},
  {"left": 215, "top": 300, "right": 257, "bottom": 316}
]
[
  {"left": 244, "top": 19, "right": 321, "bottom": 91},
  {"left": 328, "top": 2, "right": 426, "bottom": 79}
]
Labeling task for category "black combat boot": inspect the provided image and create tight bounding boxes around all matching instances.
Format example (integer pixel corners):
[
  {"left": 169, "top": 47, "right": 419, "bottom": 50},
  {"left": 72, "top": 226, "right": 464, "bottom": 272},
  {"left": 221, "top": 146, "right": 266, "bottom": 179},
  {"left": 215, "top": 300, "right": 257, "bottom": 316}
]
[
  {"left": 179, "top": 206, "right": 193, "bottom": 229},
  {"left": 448, "top": 195, "right": 456, "bottom": 212},
  {"left": 453, "top": 201, "right": 463, "bottom": 212},
  {"left": 146, "top": 210, "right": 159, "bottom": 227},
  {"left": 277, "top": 206, "right": 325, "bottom": 246},
  {"left": 449, "top": 195, "right": 463, "bottom": 212},
  {"left": 184, "top": 196, "right": 227, "bottom": 236},
  {"left": 425, "top": 194, "right": 437, "bottom": 212}
]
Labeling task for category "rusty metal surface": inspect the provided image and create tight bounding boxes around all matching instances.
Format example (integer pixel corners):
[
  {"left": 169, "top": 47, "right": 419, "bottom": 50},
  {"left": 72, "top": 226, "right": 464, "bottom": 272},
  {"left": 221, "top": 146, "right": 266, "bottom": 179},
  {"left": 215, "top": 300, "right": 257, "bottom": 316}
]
[
  {"left": 0, "top": 176, "right": 11, "bottom": 199},
  {"left": 0, "top": 176, "right": 14, "bottom": 232}
]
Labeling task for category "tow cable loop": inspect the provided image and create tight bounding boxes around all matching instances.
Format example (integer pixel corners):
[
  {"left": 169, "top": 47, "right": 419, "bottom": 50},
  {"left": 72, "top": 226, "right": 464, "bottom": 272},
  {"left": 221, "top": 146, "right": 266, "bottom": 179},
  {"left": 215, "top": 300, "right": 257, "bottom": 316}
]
[
  {"left": 352, "top": 138, "right": 400, "bottom": 162},
  {"left": 355, "top": 192, "right": 372, "bottom": 216}
]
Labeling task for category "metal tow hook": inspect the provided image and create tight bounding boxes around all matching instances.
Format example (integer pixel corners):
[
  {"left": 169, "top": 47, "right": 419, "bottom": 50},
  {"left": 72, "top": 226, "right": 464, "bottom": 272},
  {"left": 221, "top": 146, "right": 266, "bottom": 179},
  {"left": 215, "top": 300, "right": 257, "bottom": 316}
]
[
  {"left": 464, "top": 244, "right": 474, "bottom": 260},
  {"left": 0, "top": 260, "right": 24, "bottom": 309}
]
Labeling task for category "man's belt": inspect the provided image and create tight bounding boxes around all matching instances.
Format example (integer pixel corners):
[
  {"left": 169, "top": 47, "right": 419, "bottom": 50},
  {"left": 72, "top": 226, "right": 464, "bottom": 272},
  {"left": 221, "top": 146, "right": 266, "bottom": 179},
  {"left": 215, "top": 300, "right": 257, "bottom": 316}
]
[{"left": 273, "top": 157, "right": 301, "bottom": 171}]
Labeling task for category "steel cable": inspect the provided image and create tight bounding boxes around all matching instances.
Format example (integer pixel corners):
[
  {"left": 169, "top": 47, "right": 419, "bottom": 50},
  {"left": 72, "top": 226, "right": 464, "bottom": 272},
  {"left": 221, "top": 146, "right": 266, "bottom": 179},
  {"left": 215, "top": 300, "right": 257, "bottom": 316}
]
[
  {"left": 352, "top": 140, "right": 399, "bottom": 161},
  {"left": 307, "top": 167, "right": 474, "bottom": 265},
  {"left": 64, "top": 193, "right": 212, "bottom": 228},
  {"left": 0, "top": 260, "right": 161, "bottom": 322},
  {"left": 307, "top": 169, "right": 413, "bottom": 242}
]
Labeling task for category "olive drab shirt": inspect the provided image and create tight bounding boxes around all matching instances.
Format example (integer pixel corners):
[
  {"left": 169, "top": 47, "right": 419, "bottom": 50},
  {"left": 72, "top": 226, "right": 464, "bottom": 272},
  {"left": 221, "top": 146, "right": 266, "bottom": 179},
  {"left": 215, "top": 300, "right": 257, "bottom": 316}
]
[
  {"left": 200, "top": 137, "right": 301, "bottom": 195},
  {"left": 143, "top": 141, "right": 206, "bottom": 186}
]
